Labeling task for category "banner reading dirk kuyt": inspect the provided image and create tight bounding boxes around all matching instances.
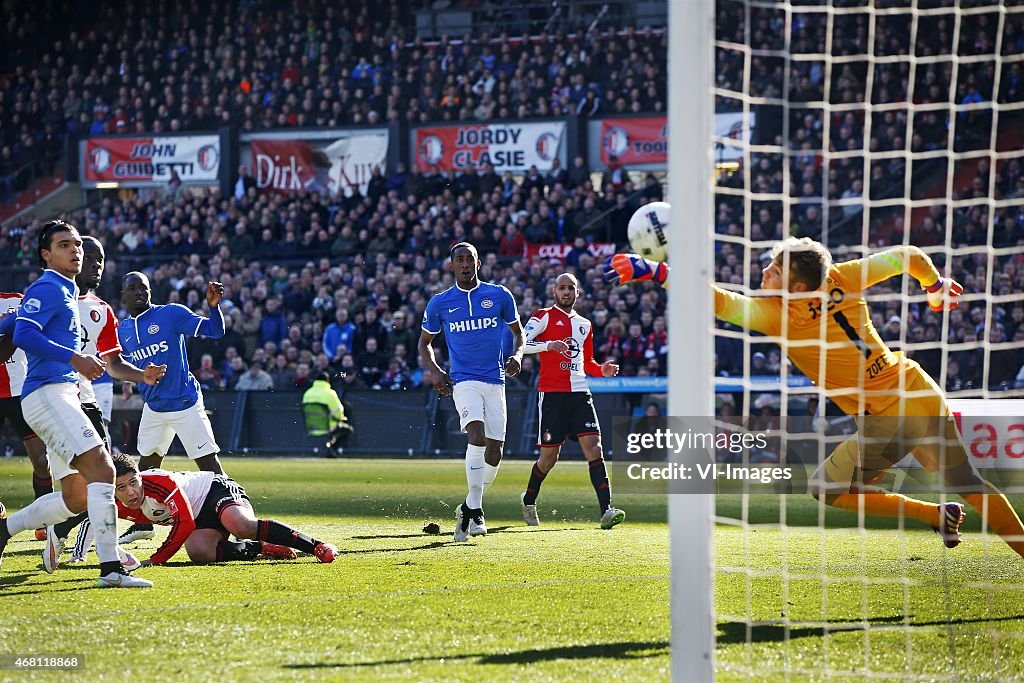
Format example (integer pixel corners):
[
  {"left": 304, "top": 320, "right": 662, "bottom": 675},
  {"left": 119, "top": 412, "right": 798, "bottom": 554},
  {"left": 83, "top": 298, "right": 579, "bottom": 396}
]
[
  {"left": 414, "top": 121, "right": 565, "bottom": 173},
  {"left": 250, "top": 132, "right": 388, "bottom": 197},
  {"left": 85, "top": 135, "right": 221, "bottom": 183}
]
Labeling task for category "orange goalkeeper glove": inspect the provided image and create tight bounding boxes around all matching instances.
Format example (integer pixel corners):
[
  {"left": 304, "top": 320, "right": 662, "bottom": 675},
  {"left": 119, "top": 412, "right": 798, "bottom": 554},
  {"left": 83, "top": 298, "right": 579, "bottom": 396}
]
[
  {"left": 923, "top": 276, "right": 963, "bottom": 311},
  {"left": 603, "top": 254, "right": 669, "bottom": 286}
]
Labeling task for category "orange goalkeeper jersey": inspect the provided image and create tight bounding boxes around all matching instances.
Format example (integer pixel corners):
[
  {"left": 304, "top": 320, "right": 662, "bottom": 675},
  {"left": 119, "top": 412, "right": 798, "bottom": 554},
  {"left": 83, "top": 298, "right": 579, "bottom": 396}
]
[{"left": 714, "top": 247, "right": 941, "bottom": 415}]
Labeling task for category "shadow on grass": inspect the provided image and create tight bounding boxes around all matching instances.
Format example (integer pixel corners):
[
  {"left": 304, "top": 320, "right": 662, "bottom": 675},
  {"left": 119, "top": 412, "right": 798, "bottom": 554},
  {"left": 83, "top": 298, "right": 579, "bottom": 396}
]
[
  {"left": 718, "top": 613, "right": 1024, "bottom": 644},
  {"left": 340, "top": 541, "right": 454, "bottom": 555},
  {"left": 347, "top": 527, "right": 586, "bottom": 541},
  {"left": 283, "top": 640, "right": 669, "bottom": 670}
]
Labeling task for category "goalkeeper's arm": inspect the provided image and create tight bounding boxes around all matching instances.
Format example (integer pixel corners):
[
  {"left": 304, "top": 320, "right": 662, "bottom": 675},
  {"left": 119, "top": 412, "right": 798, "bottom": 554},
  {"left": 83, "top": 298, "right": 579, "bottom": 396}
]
[{"left": 603, "top": 254, "right": 669, "bottom": 288}]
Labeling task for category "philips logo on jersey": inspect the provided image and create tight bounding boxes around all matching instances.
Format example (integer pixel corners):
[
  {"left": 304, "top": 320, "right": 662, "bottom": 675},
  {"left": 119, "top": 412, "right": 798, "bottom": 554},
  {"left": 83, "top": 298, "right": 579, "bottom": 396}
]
[
  {"left": 128, "top": 341, "right": 169, "bottom": 362},
  {"left": 449, "top": 316, "right": 499, "bottom": 333}
]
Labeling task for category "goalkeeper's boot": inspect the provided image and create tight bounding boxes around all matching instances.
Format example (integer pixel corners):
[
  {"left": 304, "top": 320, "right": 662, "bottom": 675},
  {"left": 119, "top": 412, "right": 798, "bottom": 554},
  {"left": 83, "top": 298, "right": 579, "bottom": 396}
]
[
  {"left": 313, "top": 542, "right": 337, "bottom": 564},
  {"left": 260, "top": 542, "right": 298, "bottom": 560},
  {"left": 454, "top": 502, "right": 471, "bottom": 542},
  {"left": 468, "top": 509, "right": 487, "bottom": 537},
  {"left": 96, "top": 570, "right": 153, "bottom": 588},
  {"left": 118, "top": 523, "right": 155, "bottom": 544},
  {"left": 600, "top": 507, "right": 626, "bottom": 530},
  {"left": 934, "top": 502, "right": 966, "bottom": 549},
  {"left": 521, "top": 492, "right": 540, "bottom": 526},
  {"left": 42, "top": 526, "right": 66, "bottom": 574}
]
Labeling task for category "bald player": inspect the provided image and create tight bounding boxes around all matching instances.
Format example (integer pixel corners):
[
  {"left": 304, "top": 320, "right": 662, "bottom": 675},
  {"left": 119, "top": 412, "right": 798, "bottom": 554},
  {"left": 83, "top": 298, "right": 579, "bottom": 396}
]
[{"left": 520, "top": 273, "right": 624, "bottom": 530}]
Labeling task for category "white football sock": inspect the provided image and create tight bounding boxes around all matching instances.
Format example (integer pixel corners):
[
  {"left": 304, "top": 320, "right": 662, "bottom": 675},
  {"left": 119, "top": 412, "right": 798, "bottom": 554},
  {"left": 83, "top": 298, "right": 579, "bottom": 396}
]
[
  {"left": 465, "top": 444, "right": 487, "bottom": 509},
  {"left": 87, "top": 482, "right": 119, "bottom": 564},
  {"left": 480, "top": 462, "right": 500, "bottom": 506},
  {"left": 5, "top": 492, "right": 74, "bottom": 536}
]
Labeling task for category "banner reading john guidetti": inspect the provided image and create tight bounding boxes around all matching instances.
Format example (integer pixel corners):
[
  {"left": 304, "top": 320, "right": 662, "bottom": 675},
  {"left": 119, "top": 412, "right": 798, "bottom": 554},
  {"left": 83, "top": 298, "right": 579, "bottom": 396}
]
[
  {"left": 610, "top": 414, "right": 1024, "bottom": 495},
  {"left": 414, "top": 121, "right": 565, "bottom": 173},
  {"left": 85, "top": 135, "right": 221, "bottom": 183}
]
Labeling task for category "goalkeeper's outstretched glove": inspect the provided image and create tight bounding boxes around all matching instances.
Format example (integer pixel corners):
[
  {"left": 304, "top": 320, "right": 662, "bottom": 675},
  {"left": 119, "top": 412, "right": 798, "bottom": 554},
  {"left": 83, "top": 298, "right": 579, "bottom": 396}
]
[
  {"left": 603, "top": 254, "right": 669, "bottom": 287},
  {"left": 923, "top": 276, "right": 963, "bottom": 311}
]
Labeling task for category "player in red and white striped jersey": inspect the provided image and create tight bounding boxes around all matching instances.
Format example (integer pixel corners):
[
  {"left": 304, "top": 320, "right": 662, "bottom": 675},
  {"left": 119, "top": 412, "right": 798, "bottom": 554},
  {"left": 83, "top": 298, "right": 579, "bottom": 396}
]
[
  {"left": 0, "top": 292, "right": 53, "bottom": 510},
  {"left": 519, "top": 273, "right": 625, "bottom": 530},
  {"left": 110, "top": 453, "right": 337, "bottom": 565}
]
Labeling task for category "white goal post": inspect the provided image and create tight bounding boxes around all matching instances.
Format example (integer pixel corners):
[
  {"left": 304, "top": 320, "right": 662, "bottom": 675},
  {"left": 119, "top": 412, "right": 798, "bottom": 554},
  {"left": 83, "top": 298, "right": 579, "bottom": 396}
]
[{"left": 669, "top": 0, "right": 716, "bottom": 681}]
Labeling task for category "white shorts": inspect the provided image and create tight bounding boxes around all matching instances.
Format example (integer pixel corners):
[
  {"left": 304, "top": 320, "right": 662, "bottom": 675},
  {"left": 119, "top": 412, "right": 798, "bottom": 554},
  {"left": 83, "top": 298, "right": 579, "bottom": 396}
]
[
  {"left": 94, "top": 382, "right": 114, "bottom": 422},
  {"left": 20, "top": 383, "right": 104, "bottom": 480},
  {"left": 138, "top": 398, "right": 219, "bottom": 460},
  {"left": 452, "top": 380, "right": 507, "bottom": 442}
]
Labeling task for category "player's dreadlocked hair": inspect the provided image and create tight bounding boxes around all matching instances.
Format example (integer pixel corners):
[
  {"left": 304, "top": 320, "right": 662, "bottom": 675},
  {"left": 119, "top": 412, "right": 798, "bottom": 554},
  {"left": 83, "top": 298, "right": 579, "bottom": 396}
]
[
  {"left": 36, "top": 219, "right": 79, "bottom": 268},
  {"left": 770, "top": 237, "right": 833, "bottom": 290},
  {"left": 111, "top": 452, "right": 140, "bottom": 478}
]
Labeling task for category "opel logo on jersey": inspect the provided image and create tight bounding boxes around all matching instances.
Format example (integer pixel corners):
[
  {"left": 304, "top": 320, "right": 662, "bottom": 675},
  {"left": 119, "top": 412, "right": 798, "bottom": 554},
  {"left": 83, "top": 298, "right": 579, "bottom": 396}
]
[
  {"left": 562, "top": 337, "right": 581, "bottom": 359},
  {"left": 481, "top": 299, "right": 494, "bottom": 309},
  {"left": 449, "top": 317, "right": 498, "bottom": 333},
  {"left": 148, "top": 324, "right": 160, "bottom": 334}
]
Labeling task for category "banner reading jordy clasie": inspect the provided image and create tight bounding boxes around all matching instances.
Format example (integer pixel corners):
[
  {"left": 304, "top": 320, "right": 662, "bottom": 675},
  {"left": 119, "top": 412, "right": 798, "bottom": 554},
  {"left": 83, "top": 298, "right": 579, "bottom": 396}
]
[
  {"left": 414, "top": 122, "right": 565, "bottom": 173},
  {"left": 85, "top": 136, "right": 221, "bottom": 183}
]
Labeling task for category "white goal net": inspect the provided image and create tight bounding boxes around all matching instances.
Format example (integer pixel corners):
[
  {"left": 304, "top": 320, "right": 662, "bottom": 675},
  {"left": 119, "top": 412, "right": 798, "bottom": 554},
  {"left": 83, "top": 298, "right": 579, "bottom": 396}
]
[{"left": 672, "top": 0, "right": 1024, "bottom": 680}]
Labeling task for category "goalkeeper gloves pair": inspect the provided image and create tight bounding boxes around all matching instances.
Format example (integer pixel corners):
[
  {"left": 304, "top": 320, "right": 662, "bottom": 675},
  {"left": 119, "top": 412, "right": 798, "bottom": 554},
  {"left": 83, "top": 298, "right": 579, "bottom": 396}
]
[{"left": 603, "top": 254, "right": 669, "bottom": 287}]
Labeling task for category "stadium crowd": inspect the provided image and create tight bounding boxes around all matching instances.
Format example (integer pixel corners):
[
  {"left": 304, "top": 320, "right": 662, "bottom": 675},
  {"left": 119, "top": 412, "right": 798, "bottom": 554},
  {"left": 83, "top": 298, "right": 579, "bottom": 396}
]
[
  {"left": 0, "top": 0, "right": 665, "bottom": 201},
  {"left": 2, "top": 161, "right": 669, "bottom": 390},
  {"left": 1, "top": 0, "right": 1021, "bottom": 400}
]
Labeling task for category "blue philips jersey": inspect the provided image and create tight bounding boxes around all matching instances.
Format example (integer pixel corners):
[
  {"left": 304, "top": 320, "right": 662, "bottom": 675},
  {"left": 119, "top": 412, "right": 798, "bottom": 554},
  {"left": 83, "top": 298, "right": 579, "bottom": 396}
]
[
  {"left": 422, "top": 281, "right": 519, "bottom": 385},
  {"left": 17, "top": 270, "right": 80, "bottom": 398},
  {"left": 118, "top": 304, "right": 209, "bottom": 412}
]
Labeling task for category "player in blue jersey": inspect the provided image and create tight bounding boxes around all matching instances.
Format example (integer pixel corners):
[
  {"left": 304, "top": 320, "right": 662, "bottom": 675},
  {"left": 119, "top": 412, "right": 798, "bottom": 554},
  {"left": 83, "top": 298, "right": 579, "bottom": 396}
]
[
  {"left": 419, "top": 242, "right": 525, "bottom": 541},
  {"left": 117, "top": 270, "right": 227, "bottom": 543},
  {"left": 0, "top": 221, "right": 163, "bottom": 587}
]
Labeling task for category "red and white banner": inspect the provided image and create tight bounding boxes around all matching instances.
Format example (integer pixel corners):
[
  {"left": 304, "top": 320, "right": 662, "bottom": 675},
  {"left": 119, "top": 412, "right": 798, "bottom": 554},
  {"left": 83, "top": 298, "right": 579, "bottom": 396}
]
[
  {"left": 525, "top": 242, "right": 616, "bottom": 263},
  {"left": 600, "top": 117, "right": 667, "bottom": 166},
  {"left": 949, "top": 400, "right": 1024, "bottom": 468},
  {"left": 414, "top": 122, "right": 565, "bottom": 173},
  {"left": 251, "top": 133, "right": 388, "bottom": 197},
  {"left": 85, "top": 136, "right": 220, "bottom": 183},
  {"left": 600, "top": 113, "right": 754, "bottom": 166}
]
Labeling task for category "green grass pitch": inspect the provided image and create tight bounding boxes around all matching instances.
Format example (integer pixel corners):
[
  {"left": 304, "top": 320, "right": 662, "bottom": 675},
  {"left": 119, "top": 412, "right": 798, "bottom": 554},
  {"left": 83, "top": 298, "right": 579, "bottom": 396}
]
[{"left": 0, "top": 457, "right": 1022, "bottom": 682}]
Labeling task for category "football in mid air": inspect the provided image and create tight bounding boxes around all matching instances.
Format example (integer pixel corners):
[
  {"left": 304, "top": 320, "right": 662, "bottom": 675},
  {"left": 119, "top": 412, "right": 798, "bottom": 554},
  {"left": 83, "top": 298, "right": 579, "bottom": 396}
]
[{"left": 627, "top": 201, "right": 669, "bottom": 262}]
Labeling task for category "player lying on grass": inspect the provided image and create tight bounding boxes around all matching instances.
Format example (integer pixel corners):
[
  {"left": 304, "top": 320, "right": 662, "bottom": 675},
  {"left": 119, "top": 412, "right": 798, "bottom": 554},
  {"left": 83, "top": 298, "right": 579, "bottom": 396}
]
[
  {"left": 109, "top": 452, "right": 338, "bottom": 565},
  {"left": 519, "top": 273, "right": 625, "bottom": 530},
  {"left": 606, "top": 238, "right": 1024, "bottom": 559}
]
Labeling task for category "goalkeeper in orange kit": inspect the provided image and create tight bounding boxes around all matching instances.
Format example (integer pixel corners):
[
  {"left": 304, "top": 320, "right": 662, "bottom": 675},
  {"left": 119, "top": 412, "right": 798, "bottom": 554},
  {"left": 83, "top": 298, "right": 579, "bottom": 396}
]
[{"left": 605, "top": 238, "right": 1024, "bottom": 559}]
